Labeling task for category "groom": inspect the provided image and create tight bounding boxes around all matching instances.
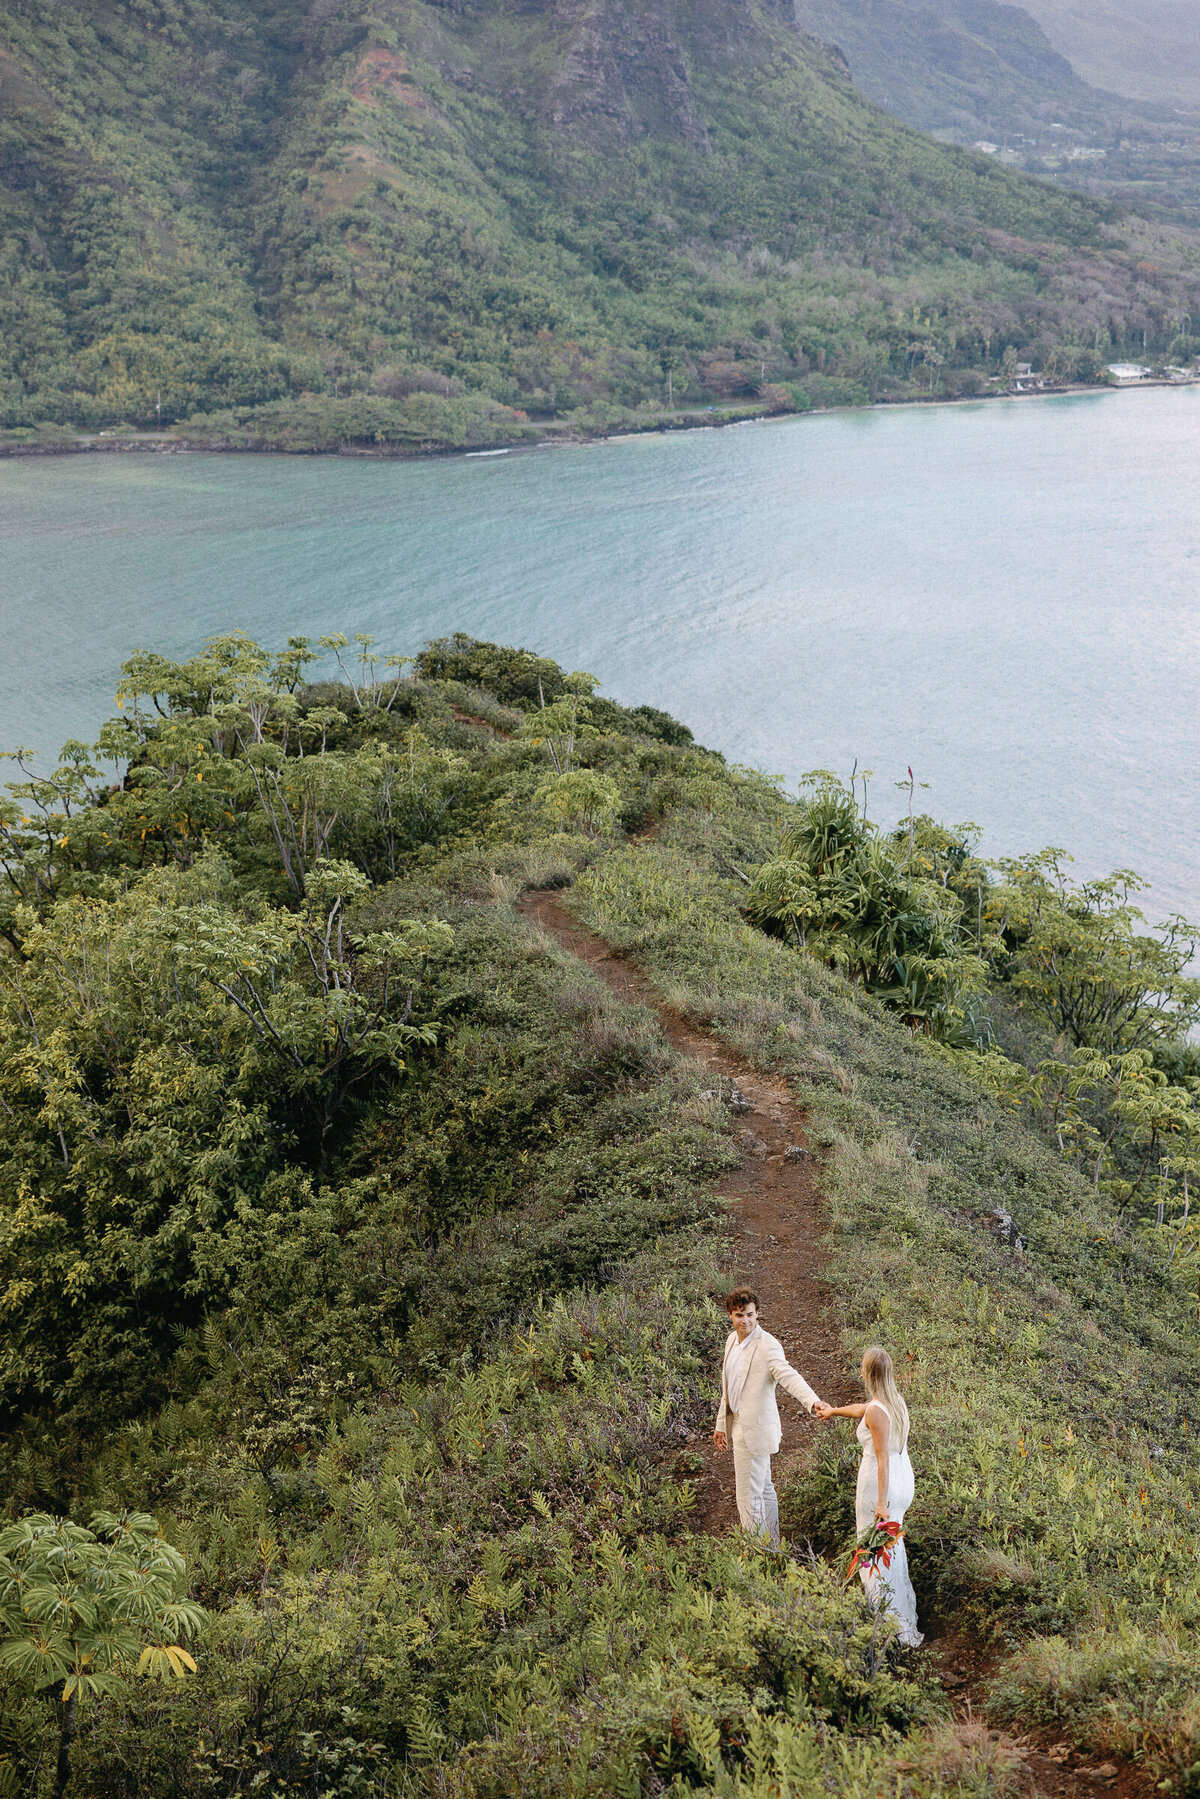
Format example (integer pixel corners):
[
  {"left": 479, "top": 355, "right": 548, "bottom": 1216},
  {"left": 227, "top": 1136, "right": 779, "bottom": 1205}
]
[{"left": 713, "top": 1286, "right": 825, "bottom": 1547}]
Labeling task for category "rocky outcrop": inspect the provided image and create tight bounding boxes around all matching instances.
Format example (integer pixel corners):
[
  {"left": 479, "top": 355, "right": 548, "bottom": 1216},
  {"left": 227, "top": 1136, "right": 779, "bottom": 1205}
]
[{"left": 536, "top": 0, "right": 711, "bottom": 150}]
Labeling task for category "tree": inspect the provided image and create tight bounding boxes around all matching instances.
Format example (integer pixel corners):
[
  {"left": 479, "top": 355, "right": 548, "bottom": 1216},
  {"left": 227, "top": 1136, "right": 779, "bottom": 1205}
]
[
  {"left": 314, "top": 634, "right": 412, "bottom": 713},
  {"left": 746, "top": 781, "right": 987, "bottom": 1038},
  {"left": 987, "top": 852, "right": 1200, "bottom": 1053},
  {"left": 412, "top": 635, "right": 567, "bottom": 709},
  {"left": 0, "top": 1511, "right": 204, "bottom": 1799},
  {"left": 535, "top": 770, "right": 621, "bottom": 837},
  {"left": 108, "top": 639, "right": 372, "bottom": 898},
  {"left": 890, "top": 811, "right": 990, "bottom": 941},
  {"left": 0, "top": 635, "right": 467, "bottom": 906},
  {"left": 0, "top": 742, "right": 111, "bottom": 929},
  {"left": 173, "top": 858, "right": 452, "bottom": 1154},
  {"left": 519, "top": 674, "right": 602, "bottom": 776},
  {"left": 353, "top": 730, "right": 469, "bottom": 878},
  {"left": 0, "top": 854, "right": 450, "bottom": 1417}
]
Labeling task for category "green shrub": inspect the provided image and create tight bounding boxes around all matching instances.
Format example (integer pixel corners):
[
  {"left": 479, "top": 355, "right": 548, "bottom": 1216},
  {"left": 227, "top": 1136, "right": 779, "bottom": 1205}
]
[{"left": 745, "top": 781, "right": 988, "bottom": 1039}]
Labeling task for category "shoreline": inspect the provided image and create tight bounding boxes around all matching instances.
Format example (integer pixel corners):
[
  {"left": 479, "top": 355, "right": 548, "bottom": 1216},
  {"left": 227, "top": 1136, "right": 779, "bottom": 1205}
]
[{"left": 1, "top": 374, "right": 1195, "bottom": 464}]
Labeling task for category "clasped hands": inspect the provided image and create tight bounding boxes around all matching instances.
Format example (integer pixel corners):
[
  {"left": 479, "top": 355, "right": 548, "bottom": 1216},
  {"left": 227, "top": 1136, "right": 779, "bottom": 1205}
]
[{"left": 713, "top": 1399, "right": 833, "bottom": 1449}]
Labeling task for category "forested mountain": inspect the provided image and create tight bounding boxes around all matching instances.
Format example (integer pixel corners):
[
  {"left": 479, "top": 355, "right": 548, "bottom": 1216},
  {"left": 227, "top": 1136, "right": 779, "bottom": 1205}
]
[
  {"left": 797, "top": 0, "right": 1104, "bottom": 134},
  {"left": 4, "top": 0, "right": 1200, "bottom": 446},
  {"left": 1018, "top": 0, "right": 1200, "bottom": 110},
  {"left": 794, "top": 0, "right": 1200, "bottom": 226}
]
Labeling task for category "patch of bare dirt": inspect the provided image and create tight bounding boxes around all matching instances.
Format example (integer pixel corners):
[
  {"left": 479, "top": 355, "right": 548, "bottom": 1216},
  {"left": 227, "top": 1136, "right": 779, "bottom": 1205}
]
[
  {"left": 348, "top": 46, "right": 434, "bottom": 111},
  {"left": 921, "top": 1639, "right": 1143, "bottom": 1799},
  {"left": 449, "top": 705, "right": 509, "bottom": 736}
]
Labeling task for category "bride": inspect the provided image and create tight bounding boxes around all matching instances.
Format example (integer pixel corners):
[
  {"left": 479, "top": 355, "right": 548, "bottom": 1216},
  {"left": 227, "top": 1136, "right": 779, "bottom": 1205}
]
[{"left": 816, "top": 1346, "right": 923, "bottom": 1647}]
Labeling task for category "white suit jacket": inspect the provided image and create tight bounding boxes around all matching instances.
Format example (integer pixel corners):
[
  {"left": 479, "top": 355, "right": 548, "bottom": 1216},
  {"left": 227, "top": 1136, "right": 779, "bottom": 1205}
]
[{"left": 714, "top": 1328, "right": 819, "bottom": 1456}]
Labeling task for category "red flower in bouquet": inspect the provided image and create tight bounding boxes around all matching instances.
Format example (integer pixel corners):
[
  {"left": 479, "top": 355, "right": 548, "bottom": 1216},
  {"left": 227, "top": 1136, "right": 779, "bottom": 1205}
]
[{"left": 845, "top": 1519, "right": 902, "bottom": 1585}]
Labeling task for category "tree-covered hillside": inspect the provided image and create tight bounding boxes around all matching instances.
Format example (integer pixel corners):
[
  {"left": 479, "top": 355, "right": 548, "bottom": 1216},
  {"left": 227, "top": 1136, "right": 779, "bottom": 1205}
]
[
  {"left": 4, "top": 0, "right": 1200, "bottom": 444},
  {"left": 793, "top": 0, "right": 1200, "bottom": 228},
  {"left": 4, "top": 632, "right": 1200, "bottom": 1796}
]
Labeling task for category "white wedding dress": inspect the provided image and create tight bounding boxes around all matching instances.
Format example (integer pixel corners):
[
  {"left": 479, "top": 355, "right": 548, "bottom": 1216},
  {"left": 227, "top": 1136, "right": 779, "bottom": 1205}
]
[{"left": 855, "top": 1408, "right": 923, "bottom": 1646}]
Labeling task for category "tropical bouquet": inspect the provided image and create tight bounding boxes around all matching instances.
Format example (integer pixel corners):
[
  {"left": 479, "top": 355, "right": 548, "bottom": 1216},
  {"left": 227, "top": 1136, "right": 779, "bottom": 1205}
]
[{"left": 845, "top": 1519, "right": 902, "bottom": 1585}]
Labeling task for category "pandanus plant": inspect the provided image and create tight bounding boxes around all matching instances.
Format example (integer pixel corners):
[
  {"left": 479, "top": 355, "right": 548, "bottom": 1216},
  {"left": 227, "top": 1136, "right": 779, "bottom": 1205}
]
[{"left": 747, "top": 782, "right": 987, "bottom": 1039}]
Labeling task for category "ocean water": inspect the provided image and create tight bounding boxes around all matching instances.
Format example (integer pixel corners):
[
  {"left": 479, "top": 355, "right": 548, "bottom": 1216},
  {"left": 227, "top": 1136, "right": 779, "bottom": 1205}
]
[{"left": 2, "top": 385, "right": 1198, "bottom": 921}]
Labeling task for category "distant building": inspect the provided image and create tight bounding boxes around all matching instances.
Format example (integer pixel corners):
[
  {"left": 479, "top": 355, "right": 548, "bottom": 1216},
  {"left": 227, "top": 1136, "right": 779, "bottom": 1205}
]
[
  {"left": 1107, "top": 363, "right": 1151, "bottom": 383},
  {"left": 973, "top": 141, "right": 999, "bottom": 155}
]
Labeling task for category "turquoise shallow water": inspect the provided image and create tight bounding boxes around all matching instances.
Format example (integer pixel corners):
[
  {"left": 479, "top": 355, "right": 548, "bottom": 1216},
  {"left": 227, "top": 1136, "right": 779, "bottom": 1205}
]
[{"left": 2, "top": 385, "right": 1199, "bottom": 921}]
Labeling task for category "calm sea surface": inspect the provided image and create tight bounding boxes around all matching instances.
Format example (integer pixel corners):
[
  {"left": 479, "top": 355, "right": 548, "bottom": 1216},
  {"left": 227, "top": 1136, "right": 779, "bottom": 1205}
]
[{"left": 2, "top": 386, "right": 1199, "bottom": 921}]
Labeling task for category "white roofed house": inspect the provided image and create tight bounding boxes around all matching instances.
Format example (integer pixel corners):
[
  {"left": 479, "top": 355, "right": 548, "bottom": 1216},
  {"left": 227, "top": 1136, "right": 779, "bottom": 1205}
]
[{"left": 1106, "top": 363, "right": 1151, "bottom": 383}]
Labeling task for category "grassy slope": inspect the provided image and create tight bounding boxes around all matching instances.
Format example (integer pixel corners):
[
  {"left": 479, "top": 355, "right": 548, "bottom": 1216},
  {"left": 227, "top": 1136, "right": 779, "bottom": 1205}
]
[
  {"left": 0, "top": 687, "right": 953, "bottom": 1797},
  {"left": 3, "top": 0, "right": 1200, "bottom": 439},
  {"left": 3, "top": 653, "right": 1200, "bottom": 1793}
]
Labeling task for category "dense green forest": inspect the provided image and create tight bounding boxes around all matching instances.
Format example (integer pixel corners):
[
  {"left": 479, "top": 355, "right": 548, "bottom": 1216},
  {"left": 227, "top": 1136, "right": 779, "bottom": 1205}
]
[
  {"left": 5, "top": 0, "right": 1200, "bottom": 449},
  {"left": 3, "top": 630, "right": 1200, "bottom": 1796}
]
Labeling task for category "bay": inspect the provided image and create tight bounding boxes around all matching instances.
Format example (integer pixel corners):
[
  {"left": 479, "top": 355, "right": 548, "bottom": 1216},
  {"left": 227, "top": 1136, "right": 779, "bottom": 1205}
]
[{"left": 1, "top": 385, "right": 1198, "bottom": 923}]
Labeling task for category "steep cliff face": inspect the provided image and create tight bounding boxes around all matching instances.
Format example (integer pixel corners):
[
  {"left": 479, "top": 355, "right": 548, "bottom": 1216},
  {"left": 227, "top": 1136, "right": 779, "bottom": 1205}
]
[
  {"left": 464, "top": 0, "right": 713, "bottom": 149},
  {"left": 407, "top": 0, "right": 848, "bottom": 147},
  {"left": 0, "top": 0, "right": 1196, "bottom": 429}
]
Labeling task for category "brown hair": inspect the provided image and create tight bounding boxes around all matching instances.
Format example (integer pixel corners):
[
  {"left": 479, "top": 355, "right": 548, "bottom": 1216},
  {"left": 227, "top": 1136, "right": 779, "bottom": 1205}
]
[
  {"left": 725, "top": 1287, "right": 760, "bottom": 1314},
  {"left": 861, "top": 1346, "right": 909, "bottom": 1454}
]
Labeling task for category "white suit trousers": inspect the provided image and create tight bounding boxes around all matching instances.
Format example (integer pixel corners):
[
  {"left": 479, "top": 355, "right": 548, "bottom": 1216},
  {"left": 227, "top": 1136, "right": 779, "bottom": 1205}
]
[{"left": 731, "top": 1419, "right": 779, "bottom": 1547}]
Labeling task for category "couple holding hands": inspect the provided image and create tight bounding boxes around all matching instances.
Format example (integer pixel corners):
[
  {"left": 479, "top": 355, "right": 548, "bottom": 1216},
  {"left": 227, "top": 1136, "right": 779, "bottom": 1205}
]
[{"left": 714, "top": 1286, "right": 922, "bottom": 1647}]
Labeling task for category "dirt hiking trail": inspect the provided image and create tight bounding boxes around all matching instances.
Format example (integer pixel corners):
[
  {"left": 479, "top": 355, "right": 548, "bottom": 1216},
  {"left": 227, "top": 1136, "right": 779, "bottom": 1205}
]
[
  {"left": 520, "top": 886, "right": 860, "bottom": 1525},
  {"left": 518, "top": 881, "right": 1150, "bottom": 1799}
]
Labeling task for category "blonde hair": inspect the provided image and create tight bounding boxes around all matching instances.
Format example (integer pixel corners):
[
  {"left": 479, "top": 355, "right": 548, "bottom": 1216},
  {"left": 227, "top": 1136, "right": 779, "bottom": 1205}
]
[{"left": 861, "top": 1346, "right": 909, "bottom": 1454}]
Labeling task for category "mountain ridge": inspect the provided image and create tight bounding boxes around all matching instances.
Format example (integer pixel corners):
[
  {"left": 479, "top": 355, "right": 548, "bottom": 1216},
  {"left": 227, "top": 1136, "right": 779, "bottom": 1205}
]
[
  {"left": 1018, "top": 0, "right": 1200, "bottom": 110},
  {"left": 3, "top": 629, "right": 1200, "bottom": 1793}
]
